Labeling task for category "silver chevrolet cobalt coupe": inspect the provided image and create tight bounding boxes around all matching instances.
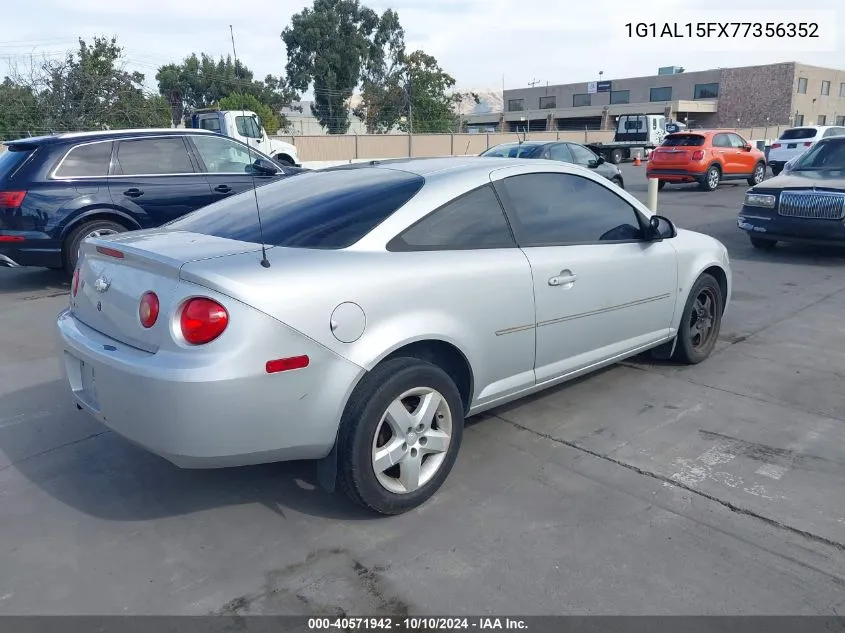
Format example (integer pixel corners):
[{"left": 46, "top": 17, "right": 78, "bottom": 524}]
[{"left": 57, "top": 157, "right": 731, "bottom": 514}]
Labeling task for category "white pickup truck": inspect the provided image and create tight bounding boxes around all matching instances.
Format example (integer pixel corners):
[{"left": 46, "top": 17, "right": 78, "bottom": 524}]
[{"left": 189, "top": 109, "right": 300, "bottom": 167}]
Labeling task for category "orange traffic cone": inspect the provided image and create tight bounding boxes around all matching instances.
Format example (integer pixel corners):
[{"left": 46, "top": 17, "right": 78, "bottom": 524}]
[{"left": 633, "top": 155, "right": 642, "bottom": 166}]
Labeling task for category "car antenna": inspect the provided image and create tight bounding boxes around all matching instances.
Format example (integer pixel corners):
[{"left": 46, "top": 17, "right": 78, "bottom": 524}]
[{"left": 230, "top": 24, "right": 271, "bottom": 268}]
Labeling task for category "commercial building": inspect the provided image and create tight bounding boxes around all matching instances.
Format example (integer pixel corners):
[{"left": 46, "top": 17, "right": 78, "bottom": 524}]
[{"left": 466, "top": 62, "right": 845, "bottom": 133}]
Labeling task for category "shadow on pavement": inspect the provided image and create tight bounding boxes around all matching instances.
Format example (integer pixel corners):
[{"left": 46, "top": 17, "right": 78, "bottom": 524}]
[
  {"left": 0, "top": 268, "right": 69, "bottom": 297},
  {"left": 0, "top": 380, "right": 379, "bottom": 524}
]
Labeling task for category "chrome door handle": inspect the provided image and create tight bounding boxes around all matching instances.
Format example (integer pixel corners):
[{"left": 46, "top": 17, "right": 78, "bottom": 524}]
[{"left": 548, "top": 270, "right": 577, "bottom": 286}]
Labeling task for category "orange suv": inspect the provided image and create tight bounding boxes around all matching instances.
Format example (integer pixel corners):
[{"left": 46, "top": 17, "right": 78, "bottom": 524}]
[{"left": 646, "top": 130, "right": 767, "bottom": 192}]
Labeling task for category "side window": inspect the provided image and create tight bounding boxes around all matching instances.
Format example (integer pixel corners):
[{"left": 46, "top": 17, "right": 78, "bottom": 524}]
[
  {"left": 113, "top": 137, "right": 194, "bottom": 175},
  {"left": 198, "top": 117, "right": 221, "bottom": 132},
  {"left": 548, "top": 144, "right": 574, "bottom": 163},
  {"left": 54, "top": 141, "right": 113, "bottom": 178},
  {"left": 235, "top": 116, "right": 262, "bottom": 139},
  {"left": 712, "top": 134, "right": 732, "bottom": 148},
  {"left": 727, "top": 133, "right": 747, "bottom": 148},
  {"left": 389, "top": 184, "right": 515, "bottom": 251},
  {"left": 568, "top": 143, "right": 597, "bottom": 166},
  {"left": 190, "top": 135, "right": 255, "bottom": 173},
  {"left": 496, "top": 173, "right": 644, "bottom": 246}
]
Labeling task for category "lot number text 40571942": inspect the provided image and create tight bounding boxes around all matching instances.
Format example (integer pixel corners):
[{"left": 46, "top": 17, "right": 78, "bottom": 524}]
[{"left": 624, "top": 22, "right": 819, "bottom": 39}]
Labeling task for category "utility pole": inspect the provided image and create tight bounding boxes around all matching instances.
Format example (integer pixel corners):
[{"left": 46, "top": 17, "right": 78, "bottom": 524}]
[{"left": 528, "top": 78, "right": 540, "bottom": 88}]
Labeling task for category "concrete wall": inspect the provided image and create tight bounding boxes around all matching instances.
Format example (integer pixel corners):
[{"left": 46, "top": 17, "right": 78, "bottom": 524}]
[
  {"left": 792, "top": 63, "right": 845, "bottom": 126},
  {"left": 503, "top": 68, "right": 722, "bottom": 112},
  {"left": 715, "top": 63, "right": 795, "bottom": 127}
]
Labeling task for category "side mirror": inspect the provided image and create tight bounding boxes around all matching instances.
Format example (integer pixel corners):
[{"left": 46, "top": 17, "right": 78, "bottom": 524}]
[
  {"left": 743, "top": 144, "right": 752, "bottom": 152},
  {"left": 252, "top": 157, "right": 280, "bottom": 175},
  {"left": 648, "top": 215, "right": 676, "bottom": 241}
]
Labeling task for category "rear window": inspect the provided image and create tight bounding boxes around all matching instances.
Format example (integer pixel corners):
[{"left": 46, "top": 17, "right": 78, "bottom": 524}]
[
  {"left": 166, "top": 167, "right": 425, "bottom": 249},
  {"left": 661, "top": 134, "right": 705, "bottom": 147},
  {"left": 779, "top": 128, "right": 817, "bottom": 140},
  {"left": 0, "top": 145, "right": 36, "bottom": 181},
  {"left": 481, "top": 144, "right": 544, "bottom": 158}
]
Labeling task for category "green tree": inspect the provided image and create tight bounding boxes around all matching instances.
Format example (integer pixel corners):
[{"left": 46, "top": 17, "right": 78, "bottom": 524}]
[
  {"left": 354, "top": 9, "right": 406, "bottom": 133},
  {"left": 156, "top": 54, "right": 296, "bottom": 126},
  {"left": 282, "top": 0, "right": 381, "bottom": 134},
  {"left": 218, "top": 92, "right": 282, "bottom": 134},
  {"left": 0, "top": 78, "right": 42, "bottom": 140},
  {"left": 9, "top": 37, "right": 170, "bottom": 133},
  {"left": 398, "top": 51, "right": 459, "bottom": 134}
]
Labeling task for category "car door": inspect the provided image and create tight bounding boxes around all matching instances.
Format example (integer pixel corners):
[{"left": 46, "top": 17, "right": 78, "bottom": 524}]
[
  {"left": 186, "top": 134, "right": 281, "bottom": 204},
  {"left": 711, "top": 133, "right": 736, "bottom": 174},
  {"left": 233, "top": 114, "right": 265, "bottom": 154},
  {"left": 491, "top": 166, "right": 678, "bottom": 384},
  {"left": 545, "top": 143, "right": 575, "bottom": 164},
  {"left": 108, "top": 136, "right": 212, "bottom": 228},
  {"left": 387, "top": 183, "right": 537, "bottom": 408},
  {"left": 727, "top": 132, "right": 756, "bottom": 174}
]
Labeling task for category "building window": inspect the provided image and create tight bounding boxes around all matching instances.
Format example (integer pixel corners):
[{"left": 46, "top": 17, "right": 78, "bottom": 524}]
[
  {"left": 649, "top": 86, "right": 672, "bottom": 102},
  {"left": 840, "top": 83, "right": 845, "bottom": 97},
  {"left": 572, "top": 93, "right": 591, "bottom": 107},
  {"left": 797, "top": 77, "right": 807, "bottom": 93},
  {"left": 693, "top": 83, "right": 719, "bottom": 99},
  {"left": 507, "top": 99, "right": 524, "bottom": 112},
  {"left": 821, "top": 80, "right": 831, "bottom": 96},
  {"left": 817, "top": 115, "right": 827, "bottom": 125},
  {"left": 837, "top": 116, "right": 845, "bottom": 126},
  {"left": 539, "top": 96, "right": 556, "bottom": 109},
  {"left": 795, "top": 114, "right": 804, "bottom": 126},
  {"left": 610, "top": 90, "right": 630, "bottom": 104}
]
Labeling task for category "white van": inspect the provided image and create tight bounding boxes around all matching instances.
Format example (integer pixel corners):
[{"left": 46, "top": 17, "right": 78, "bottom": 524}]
[{"left": 768, "top": 126, "right": 845, "bottom": 175}]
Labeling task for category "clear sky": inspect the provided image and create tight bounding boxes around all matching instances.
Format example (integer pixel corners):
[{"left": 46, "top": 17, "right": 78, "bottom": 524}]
[{"left": 1, "top": 0, "right": 842, "bottom": 97}]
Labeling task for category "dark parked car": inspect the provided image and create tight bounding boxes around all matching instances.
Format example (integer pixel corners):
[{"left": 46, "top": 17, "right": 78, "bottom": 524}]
[
  {"left": 0, "top": 128, "right": 303, "bottom": 273},
  {"left": 737, "top": 136, "right": 845, "bottom": 250},
  {"left": 479, "top": 141, "right": 625, "bottom": 188}
]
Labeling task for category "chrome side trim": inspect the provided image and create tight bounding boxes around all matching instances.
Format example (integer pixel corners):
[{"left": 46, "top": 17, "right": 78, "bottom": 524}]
[
  {"left": 494, "top": 323, "right": 536, "bottom": 336},
  {"left": 537, "top": 293, "right": 672, "bottom": 328}
]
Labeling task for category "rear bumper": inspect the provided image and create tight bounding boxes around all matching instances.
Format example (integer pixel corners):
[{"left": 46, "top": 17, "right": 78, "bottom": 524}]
[
  {"left": 737, "top": 208, "right": 845, "bottom": 244},
  {"left": 0, "top": 234, "right": 63, "bottom": 268},
  {"left": 56, "top": 308, "right": 364, "bottom": 468},
  {"left": 646, "top": 168, "right": 707, "bottom": 182}
]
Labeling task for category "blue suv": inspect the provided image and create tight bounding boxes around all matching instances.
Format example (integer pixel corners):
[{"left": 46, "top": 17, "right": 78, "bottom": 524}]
[{"left": 0, "top": 128, "right": 303, "bottom": 274}]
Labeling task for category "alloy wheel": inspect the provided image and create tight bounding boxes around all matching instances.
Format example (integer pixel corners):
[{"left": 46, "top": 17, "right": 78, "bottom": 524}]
[{"left": 689, "top": 287, "right": 718, "bottom": 351}]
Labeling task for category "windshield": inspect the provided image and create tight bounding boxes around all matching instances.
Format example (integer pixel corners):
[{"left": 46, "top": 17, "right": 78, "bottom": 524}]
[
  {"left": 661, "top": 134, "right": 705, "bottom": 147},
  {"left": 790, "top": 139, "right": 845, "bottom": 171},
  {"left": 779, "top": 128, "right": 818, "bottom": 141},
  {"left": 481, "top": 143, "right": 544, "bottom": 158}
]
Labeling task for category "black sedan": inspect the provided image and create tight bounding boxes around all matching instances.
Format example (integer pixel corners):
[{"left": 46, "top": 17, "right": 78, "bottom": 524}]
[
  {"left": 738, "top": 136, "right": 845, "bottom": 250},
  {"left": 480, "top": 141, "right": 625, "bottom": 188}
]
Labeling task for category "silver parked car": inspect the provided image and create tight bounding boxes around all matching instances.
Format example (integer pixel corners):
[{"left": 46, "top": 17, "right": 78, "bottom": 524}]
[{"left": 57, "top": 157, "right": 732, "bottom": 514}]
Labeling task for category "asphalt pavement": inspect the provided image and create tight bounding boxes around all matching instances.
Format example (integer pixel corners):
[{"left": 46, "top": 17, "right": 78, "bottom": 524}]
[{"left": 1, "top": 164, "right": 844, "bottom": 615}]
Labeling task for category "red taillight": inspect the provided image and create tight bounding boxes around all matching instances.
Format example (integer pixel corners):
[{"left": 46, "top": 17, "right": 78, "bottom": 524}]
[
  {"left": 180, "top": 298, "right": 228, "bottom": 345},
  {"left": 0, "top": 191, "right": 26, "bottom": 208},
  {"left": 804, "top": 141, "right": 813, "bottom": 147},
  {"left": 691, "top": 150, "right": 705, "bottom": 160},
  {"left": 139, "top": 292, "right": 160, "bottom": 328},
  {"left": 266, "top": 355, "right": 310, "bottom": 374},
  {"left": 96, "top": 246, "right": 124, "bottom": 259},
  {"left": 72, "top": 268, "right": 80, "bottom": 297},
  {"left": 771, "top": 143, "right": 781, "bottom": 149},
  {"left": 0, "top": 235, "right": 25, "bottom": 242}
]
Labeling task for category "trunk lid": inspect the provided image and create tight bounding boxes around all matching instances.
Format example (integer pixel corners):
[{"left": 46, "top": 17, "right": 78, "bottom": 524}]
[
  {"left": 651, "top": 134, "right": 706, "bottom": 167},
  {"left": 70, "top": 229, "right": 264, "bottom": 353}
]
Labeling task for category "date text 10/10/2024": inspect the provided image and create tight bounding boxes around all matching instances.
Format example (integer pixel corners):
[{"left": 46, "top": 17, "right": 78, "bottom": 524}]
[
  {"left": 625, "top": 22, "right": 820, "bottom": 39},
  {"left": 308, "top": 617, "right": 529, "bottom": 630}
]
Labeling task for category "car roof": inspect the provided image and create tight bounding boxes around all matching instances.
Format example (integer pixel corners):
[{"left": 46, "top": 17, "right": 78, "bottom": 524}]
[
  {"left": 665, "top": 129, "right": 737, "bottom": 137},
  {"left": 2, "top": 128, "right": 217, "bottom": 146}
]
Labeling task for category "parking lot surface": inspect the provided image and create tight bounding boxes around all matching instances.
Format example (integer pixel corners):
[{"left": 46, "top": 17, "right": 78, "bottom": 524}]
[{"left": 1, "top": 164, "right": 844, "bottom": 615}]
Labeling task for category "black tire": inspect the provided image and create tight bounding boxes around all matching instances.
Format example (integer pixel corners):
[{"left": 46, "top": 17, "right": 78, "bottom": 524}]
[
  {"left": 337, "top": 357, "right": 465, "bottom": 515},
  {"left": 610, "top": 149, "right": 623, "bottom": 164},
  {"left": 699, "top": 165, "right": 721, "bottom": 191},
  {"left": 747, "top": 162, "right": 766, "bottom": 186},
  {"left": 274, "top": 155, "right": 295, "bottom": 167},
  {"left": 611, "top": 176, "right": 624, "bottom": 189},
  {"left": 63, "top": 219, "right": 127, "bottom": 275},
  {"left": 771, "top": 165, "right": 782, "bottom": 177},
  {"left": 671, "top": 273, "right": 724, "bottom": 365},
  {"left": 750, "top": 236, "right": 777, "bottom": 251},
  {"left": 657, "top": 180, "right": 666, "bottom": 190}
]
